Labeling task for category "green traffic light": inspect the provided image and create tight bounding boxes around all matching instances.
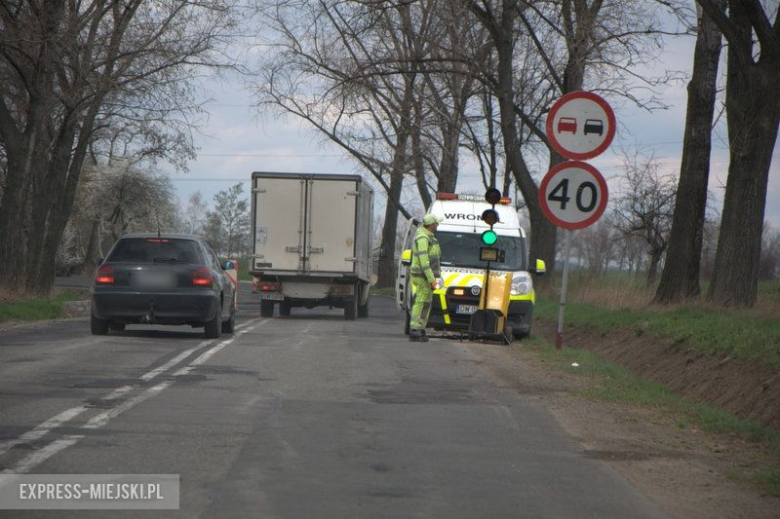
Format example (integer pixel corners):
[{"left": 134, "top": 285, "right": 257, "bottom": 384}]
[{"left": 482, "top": 230, "right": 497, "bottom": 245}]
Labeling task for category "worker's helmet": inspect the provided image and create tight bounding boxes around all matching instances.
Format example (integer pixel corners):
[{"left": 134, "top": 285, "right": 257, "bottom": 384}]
[{"left": 422, "top": 214, "right": 444, "bottom": 226}]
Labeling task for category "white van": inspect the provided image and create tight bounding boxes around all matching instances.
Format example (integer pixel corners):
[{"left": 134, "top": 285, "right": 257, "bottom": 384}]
[{"left": 396, "top": 193, "right": 546, "bottom": 339}]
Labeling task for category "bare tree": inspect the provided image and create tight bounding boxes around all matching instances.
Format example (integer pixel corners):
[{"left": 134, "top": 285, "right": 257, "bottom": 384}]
[
  {"left": 464, "top": 0, "right": 686, "bottom": 284},
  {"left": 610, "top": 152, "right": 677, "bottom": 287},
  {"left": 0, "top": 0, "right": 238, "bottom": 296},
  {"left": 696, "top": 0, "right": 780, "bottom": 307},
  {"left": 572, "top": 220, "right": 615, "bottom": 276},
  {"left": 83, "top": 162, "right": 180, "bottom": 242},
  {"left": 183, "top": 192, "right": 210, "bottom": 235},
  {"left": 203, "top": 183, "right": 250, "bottom": 258},
  {"left": 654, "top": 0, "right": 726, "bottom": 304},
  {"left": 254, "top": 0, "right": 481, "bottom": 287},
  {"left": 759, "top": 223, "right": 780, "bottom": 280}
]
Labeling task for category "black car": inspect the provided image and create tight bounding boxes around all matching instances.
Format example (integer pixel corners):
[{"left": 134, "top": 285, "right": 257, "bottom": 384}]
[{"left": 90, "top": 234, "right": 237, "bottom": 338}]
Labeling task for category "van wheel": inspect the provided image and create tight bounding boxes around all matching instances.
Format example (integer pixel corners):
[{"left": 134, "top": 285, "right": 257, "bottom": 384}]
[
  {"left": 279, "top": 299, "right": 292, "bottom": 316},
  {"left": 260, "top": 300, "right": 274, "bottom": 317}
]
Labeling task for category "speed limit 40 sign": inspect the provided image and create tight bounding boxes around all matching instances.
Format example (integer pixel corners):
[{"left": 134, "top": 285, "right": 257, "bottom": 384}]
[{"left": 539, "top": 161, "right": 608, "bottom": 230}]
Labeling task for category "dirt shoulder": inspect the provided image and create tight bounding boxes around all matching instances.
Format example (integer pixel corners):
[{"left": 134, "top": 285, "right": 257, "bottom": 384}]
[{"left": 461, "top": 321, "right": 780, "bottom": 519}]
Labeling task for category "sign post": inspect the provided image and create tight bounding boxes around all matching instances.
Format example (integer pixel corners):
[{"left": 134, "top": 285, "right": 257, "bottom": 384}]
[{"left": 541, "top": 91, "right": 615, "bottom": 348}]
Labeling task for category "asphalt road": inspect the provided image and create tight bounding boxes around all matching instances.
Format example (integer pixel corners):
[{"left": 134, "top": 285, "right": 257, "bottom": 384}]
[{"left": 0, "top": 290, "right": 669, "bottom": 518}]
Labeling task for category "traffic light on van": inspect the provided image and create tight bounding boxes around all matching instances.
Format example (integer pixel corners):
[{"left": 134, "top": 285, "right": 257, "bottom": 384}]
[
  {"left": 480, "top": 188, "right": 503, "bottom": 261},
  {"left": 481, "top": 207, "right": 499, "bottom": 246},
  {"left": 481, "top": 229, "right": 498, "bottom": 246}
]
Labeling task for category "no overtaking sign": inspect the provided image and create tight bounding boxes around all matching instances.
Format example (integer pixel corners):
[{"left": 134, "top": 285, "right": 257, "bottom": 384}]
[{"left": 546, "top": 91, "right": 615, "bottom": 160}]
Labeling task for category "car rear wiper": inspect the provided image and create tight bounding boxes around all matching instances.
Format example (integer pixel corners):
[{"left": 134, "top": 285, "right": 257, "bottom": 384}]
[{"left": 153, "top": 257, "right": 187, "bottom": 264}]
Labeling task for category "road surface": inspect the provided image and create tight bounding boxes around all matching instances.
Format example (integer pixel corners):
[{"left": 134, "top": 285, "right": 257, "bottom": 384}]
[{"left": 0, "top": 292, "right": 668, "bottom": 518}]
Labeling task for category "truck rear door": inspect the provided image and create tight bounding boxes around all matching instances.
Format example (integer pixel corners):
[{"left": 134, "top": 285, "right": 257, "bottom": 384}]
[
  {"left": 253, "top": 177, "right": 305, "bottom": 272},
  {"left": 306, "top": 178, "right": 357, "bottom": 274}
]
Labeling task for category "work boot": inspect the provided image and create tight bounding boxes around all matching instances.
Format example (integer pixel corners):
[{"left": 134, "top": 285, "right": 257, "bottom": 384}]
[{"left": 409, "top": 329, "right": 429, "bottom": 342}]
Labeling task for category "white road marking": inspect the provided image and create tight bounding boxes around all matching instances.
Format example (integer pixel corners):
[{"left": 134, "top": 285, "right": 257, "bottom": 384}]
[
  {"left": 140, "top": 344, "right": 207, "bottom": 381},
  {"left": 0, "top": 406, "right": 88, "bottom": 457},
  {"left": 0, "top": 320, "right": 263, "bottom": 473},
  {"left": 5, "top": 435, "right": 83, "bottom": 475}
]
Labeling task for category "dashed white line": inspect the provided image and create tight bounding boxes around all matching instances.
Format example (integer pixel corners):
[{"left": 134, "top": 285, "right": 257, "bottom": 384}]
[
  {"left": 1, "top": 320, "right": 262, "bottom": 474},
  {"left": 0, "top": 406, "right": 88, "bottom": 457}
]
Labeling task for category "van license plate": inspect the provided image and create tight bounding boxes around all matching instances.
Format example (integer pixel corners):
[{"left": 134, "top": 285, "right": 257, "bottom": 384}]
[
  {"left": 259, "top": 292, "right": 285, "bottom": 301},
  {"left": 456, "top": 304, "right": 478, "bottom": 315}
]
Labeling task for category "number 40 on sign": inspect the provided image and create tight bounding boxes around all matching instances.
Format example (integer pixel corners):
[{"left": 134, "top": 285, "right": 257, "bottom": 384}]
[{"left": 539, "top": 161, "right": 608, "bottom": 231}]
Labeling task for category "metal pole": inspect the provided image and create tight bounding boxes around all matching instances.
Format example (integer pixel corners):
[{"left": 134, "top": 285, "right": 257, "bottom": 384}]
[{"left": 556, "top": 229, "right": 572, "bottom": 349}]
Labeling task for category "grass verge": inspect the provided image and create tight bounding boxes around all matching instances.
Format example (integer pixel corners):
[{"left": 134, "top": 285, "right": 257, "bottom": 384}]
[
  {"left": 0, "top": 289, "right": 87, "bottom": 323},
  {"left": 534, "top": 295, "right": 780, "bottom": 369},
  {"left": 370, "top": 286, "right": 395, "bottom": 297},
  {"left": 522, "top": 334, "right": 780, "bottom": 495}
]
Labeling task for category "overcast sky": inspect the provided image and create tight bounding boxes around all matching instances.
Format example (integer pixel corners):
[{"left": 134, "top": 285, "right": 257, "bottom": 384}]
[{"left": 164, "top": 32, "right": 780, "bottom": 230}]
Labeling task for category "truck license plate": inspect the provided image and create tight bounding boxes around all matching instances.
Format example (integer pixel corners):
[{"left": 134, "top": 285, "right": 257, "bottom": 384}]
[
  {"left": 259, "top": 292, "right": 285, "bottom": 301},
  {"left": 456, "top": 304, "right": 478, "bottom": 315}
]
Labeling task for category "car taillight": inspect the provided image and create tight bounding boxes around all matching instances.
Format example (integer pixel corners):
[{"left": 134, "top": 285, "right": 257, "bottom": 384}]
[
  {"left": 95, "top": 265, "right": 115, "bottom": 285},
  {"left": 192, "top": 268, "right": 213, "bottom": 286}
]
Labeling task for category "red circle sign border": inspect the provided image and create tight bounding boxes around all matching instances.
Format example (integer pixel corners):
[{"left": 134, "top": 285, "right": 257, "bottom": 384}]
[
  {"left": 538, "top": 161, "right": 609, "bottom": 230},
  {"left": 545, "top": 91, "right": 616, "bottom": 160}
]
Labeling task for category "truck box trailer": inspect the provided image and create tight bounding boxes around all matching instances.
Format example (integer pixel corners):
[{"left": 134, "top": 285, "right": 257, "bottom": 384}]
[{"left": 250, "top": 172, "right": 374, "bottom": 320}]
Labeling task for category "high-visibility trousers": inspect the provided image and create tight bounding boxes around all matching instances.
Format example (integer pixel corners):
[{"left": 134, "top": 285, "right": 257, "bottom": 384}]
[{"left": 410, "top": 275, "right": 433, "bottom": 330}]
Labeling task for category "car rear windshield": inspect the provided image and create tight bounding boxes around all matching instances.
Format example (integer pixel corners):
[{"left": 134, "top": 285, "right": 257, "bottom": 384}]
[{"left": 107, "top": 238, "right": 202, "bottom": 264}]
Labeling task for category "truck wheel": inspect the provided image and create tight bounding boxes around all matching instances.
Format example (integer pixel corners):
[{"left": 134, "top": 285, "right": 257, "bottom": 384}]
[
  {"left": 358, "top": 299, "right": 369, "bottom": 318},
  {"left": 344, "top": 298, "right": 357, "bottom": 320},
  {"left": 404, "top": 311, "right": 410, "bottom": 335},
  {"left": 260, "top": 300, "right": 274, "bottom": 317},
  {"left": 280, "top": 299, "right": 292, "bottom": 317}
]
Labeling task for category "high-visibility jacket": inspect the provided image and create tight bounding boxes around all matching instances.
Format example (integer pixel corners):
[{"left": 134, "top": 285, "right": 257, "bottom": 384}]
[{"left": 410, "top": 226, "right": 441, "bottom": 284}]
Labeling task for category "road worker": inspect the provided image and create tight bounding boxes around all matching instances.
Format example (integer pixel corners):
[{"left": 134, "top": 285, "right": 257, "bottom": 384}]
[{"left": 408, "top": 213, "right": 443, "bottom": 342}]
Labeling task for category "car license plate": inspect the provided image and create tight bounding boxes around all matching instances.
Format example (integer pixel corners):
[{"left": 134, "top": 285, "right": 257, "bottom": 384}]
[
  {"left": 133, "top": 272, "right": 175, "bottom": 289},
  {"left": 456, "top": 304, "right": 478, "bottom": 315},
  {"left": 259, "top": 292, "right": 285, "bottom": 301}
]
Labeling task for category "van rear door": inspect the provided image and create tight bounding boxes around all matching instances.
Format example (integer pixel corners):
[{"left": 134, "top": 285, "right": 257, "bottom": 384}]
[{"left": 395, "top": 219, "right": 417, "bottom": 311}]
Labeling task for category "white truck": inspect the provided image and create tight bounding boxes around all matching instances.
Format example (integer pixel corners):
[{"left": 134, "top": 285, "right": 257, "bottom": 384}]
[
  {"left": 250, "top": 172, "right": 374, "bottom": 320},
  {"left": 396, "top": 192, "right": 546, "bottom": 338}
]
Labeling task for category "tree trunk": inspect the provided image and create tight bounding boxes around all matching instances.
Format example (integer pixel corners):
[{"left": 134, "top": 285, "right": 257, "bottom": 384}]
[
  {"left": 490, "top": 2, "right": 558, "bottom": 278},
  {"left": 377, "top": 173, "right": 404, "bottom": 288},
  {"left": 81, "top": 218, "right": 102, "bottom": 274},
  {"left": 0, "top": 152, "right": 32, "bottom": 294},
  {"left": 654, "top": 1, "right": 724, "bottom": 305},
  {"left": 437, "top": 121, "right": 460, "bottom": 194},
  {"left": 707, "top": 36, "right": 780, "bottom": 306}
]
